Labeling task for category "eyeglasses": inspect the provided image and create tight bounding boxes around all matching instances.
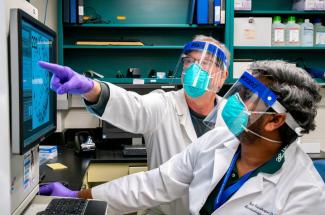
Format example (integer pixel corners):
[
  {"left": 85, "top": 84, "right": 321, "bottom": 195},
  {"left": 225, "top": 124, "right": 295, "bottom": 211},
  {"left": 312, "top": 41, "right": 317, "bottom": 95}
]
[{"left": 182, "top": 56, "right": 221, "bottom": 68}]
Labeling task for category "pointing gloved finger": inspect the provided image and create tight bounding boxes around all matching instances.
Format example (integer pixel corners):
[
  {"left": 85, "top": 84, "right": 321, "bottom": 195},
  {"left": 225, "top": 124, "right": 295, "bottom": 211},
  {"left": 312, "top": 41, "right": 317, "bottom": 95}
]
[
  {"left": 38, "top": 61, "right": 67, "bottom": 79},
  {"left": 50, "top": 75, "right": 62, "bottom": 92},
  {"left": 57, "top": 80, "right": 76, "bottom": 94}
]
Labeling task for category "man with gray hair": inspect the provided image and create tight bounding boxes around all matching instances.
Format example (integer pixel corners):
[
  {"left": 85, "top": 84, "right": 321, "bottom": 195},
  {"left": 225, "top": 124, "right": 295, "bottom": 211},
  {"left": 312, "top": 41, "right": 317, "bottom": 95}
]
[
  {"left": 40, "top": 60, "right": 325, "bottom": 214},
  {"left": 39, "top": 35, "right": 231, "bottom": 214}
]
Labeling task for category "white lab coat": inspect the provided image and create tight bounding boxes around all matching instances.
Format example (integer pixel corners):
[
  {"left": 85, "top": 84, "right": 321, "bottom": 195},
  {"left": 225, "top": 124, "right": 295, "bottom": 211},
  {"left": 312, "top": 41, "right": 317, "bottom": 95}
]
[
  {"left": 95, "top": 83, "right": 219, "bottom": 214},
  {"left": 92, "top": 126, "right": 325, "bottom": 215}
]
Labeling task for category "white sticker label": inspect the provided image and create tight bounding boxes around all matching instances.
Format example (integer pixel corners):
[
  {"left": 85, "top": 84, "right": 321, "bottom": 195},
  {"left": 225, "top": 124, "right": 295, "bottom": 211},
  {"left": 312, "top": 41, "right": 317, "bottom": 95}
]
[
  {"left": 305, "top": 0, "right": 316, "bottom": 10},
  {"left": 23, "top": 152, "right": 31, "bottom": 190},
  {"left": 133, "top": 79, "right": 145, "bottom": 84},
  {"left": 161, "top": 86, "right": 175, "bottom": 89},
  {"left": 214, "top": 6, "right": 220, "bottom": 22},
  {"left": 289, "top": 29, "right": 300, "bottom": 43},
  {"left": 274, "top": 28, "right": 285, "bottom": 42},
  {"left": 234, "top": 0, "right": 251, "bottom": 10},
  {"left": 315, "top": 0, "right": 325, "bottom": 10},
  {"left": 78, "top": 6, "right": 84, "bottom": 16},
  {"left": 316, "top": 32, "right": 325, "bottom": 44},
  {"left": 23, "top": 148, "right": 37, "bottom": 190}
]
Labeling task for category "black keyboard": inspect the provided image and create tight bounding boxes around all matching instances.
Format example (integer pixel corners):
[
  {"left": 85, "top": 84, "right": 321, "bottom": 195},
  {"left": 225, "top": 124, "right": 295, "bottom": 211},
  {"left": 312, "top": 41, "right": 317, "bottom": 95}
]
[{"left": 37, "top": 198, "right": 88, "bottom": 215}]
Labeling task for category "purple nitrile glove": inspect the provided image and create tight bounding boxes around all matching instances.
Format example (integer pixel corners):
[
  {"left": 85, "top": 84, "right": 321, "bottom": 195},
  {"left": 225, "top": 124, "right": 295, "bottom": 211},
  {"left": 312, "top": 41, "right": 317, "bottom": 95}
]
[
  {"left": 39, "top": 182, "right": 78, "bottom": 197},
  {"left": 38, "top": 61, "right": 94, "bottom": 95}
]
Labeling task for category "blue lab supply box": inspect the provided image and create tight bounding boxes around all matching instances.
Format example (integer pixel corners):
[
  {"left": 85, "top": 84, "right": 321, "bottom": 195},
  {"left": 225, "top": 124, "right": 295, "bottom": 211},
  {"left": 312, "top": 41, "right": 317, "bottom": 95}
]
[
  {"left": 197, "top": 0, "right": 208, "bottom": 24},
  {"left": 39, "top": 145, "right": 58, "bottom": 165},
  {"left": 70, "top": 0, "right": 77, "bottom": 24}
]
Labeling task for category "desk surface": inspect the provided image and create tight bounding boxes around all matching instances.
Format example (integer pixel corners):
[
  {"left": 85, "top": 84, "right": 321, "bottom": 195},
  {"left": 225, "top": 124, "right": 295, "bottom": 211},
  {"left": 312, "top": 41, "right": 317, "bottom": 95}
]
[
  {"left": 23, "top": 196, "right": 54, "bottom": 215},
  {"left": 40, "top": 146, "right": 147, "bottom": 190},
  {"left": 308, "top": 151, "right": 325, "bottom": 160},
  {"left": 40, "top": 146, "right": 325, "bottom": 190}
]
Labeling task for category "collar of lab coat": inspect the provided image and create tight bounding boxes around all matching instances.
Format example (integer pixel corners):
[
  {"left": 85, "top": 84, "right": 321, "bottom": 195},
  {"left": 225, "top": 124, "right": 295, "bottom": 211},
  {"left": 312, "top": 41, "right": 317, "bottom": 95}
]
[
  {"left": 208, "top": 135, "right": 299, "bottom": 206},
  {"left": 227, "top": 142, "right": 299, "bottom": 204},
  {"left": 259, "top": 141, "right": 298, "bottom": 184},
  {"left": 173, "top": 89, "right": 220, "bottom": 142}
]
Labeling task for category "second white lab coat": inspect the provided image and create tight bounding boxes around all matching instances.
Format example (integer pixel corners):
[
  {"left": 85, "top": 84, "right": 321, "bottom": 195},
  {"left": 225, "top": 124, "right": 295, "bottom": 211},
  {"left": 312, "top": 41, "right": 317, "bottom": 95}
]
[
  {"left": 92, "top": 126, "right": 325, "bottom": 215},
  {"left": 94, "top": 83, "right": 219, "bottom": 214}
]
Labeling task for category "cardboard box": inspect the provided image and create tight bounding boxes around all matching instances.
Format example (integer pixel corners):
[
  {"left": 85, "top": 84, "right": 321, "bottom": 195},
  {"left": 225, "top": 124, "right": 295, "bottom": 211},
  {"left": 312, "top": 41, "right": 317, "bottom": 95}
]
[
  {"left": 305, "top": 0, "right": 325, "bottom": 10},
  {"left": 39, "top": 145, "right": 58, "bottom": 165},
  {"left": 234, "top": 0, "right": 252, "bottom": 11},
  {"left": 234, "top": 17, "right": 272, "bottom": 46}
]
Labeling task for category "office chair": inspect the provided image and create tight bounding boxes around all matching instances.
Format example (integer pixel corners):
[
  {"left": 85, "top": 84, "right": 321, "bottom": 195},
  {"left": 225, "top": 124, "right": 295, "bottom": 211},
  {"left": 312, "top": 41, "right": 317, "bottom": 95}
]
[{"left": 313, "top": 160, "right": 325, "bottom": 182}]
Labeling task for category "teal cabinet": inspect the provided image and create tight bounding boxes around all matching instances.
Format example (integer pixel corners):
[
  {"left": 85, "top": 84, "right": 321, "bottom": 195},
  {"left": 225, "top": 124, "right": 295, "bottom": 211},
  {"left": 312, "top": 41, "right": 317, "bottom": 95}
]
[
  {"left": 229, "top": 0, "right": 325, "bottom": 85},
  {"left": 58, "top": 0, "right": 325, "bottom": 85},
  {"left": 57, "top": 0, "right": 227, "bottom": 84}
]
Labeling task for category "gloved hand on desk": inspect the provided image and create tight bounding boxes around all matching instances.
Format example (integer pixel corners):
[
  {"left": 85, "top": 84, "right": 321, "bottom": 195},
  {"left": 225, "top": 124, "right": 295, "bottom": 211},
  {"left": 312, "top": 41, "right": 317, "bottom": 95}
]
[
  {"left": 38, "top": 61, "right": 102, "bottom": 103},
  {"left": 39, "top": 182, "right": 78, "bottom": 198}
]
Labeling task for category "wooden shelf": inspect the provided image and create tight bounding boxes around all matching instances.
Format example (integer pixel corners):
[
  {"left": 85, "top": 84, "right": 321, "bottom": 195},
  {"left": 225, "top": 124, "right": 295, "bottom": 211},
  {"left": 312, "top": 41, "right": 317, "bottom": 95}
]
[{"left": 63, "top": 45, "right": 184, "bottom": 49}]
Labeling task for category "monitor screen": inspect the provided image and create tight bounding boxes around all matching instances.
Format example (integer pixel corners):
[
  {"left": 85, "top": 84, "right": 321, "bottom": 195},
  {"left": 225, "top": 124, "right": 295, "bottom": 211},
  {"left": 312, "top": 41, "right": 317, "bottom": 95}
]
[{"left": 10, "top": 9, "right": 57, "bottom": 154}]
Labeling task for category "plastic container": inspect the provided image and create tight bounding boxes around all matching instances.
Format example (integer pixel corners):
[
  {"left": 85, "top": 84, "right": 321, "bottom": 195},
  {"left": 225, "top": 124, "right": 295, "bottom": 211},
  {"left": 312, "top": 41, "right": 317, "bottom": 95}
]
[
  {"left": 314, "top": 18, "right": 325, "bottom": 46},
  {"left": 285, "top": 16, "right": 300, "bottom": 46},
  {"left": 300, "top": 19, "right": 314, "bottom": 46},
  {"left": 272, "top": 16, "right": 286, "bottom": 46}
]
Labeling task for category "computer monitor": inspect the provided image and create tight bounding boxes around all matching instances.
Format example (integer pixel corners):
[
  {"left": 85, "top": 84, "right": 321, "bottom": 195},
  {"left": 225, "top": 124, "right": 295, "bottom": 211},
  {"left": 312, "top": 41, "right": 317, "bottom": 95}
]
[{"left": 10, "top": 8, "right": 57, "bottom": 155}]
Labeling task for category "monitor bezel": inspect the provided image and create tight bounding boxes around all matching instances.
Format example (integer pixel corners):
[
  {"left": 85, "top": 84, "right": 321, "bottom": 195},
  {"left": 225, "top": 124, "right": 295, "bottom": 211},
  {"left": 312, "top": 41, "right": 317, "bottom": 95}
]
[{"left": 10, "top": 8, "right": 57, "bottom": 155}]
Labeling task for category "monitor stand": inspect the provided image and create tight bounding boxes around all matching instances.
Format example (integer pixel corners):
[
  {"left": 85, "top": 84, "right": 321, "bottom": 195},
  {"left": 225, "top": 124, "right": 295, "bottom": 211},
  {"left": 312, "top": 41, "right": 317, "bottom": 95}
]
[
  {"left": 11, "top": 146, "right": 39, "bottom": 214},
  {"left": 14, "top": 186, "right": 40, "bottom": 215},
  {"left": 21, "top": 195, "right": 54, "bottom": 215}
]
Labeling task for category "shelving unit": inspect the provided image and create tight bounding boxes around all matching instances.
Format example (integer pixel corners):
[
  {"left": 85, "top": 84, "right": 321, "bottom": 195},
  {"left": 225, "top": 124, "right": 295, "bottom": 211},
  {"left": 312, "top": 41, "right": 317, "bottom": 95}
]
[
  {"left": 58, "top": 0, "right": 325, "bottom": 86},
  {"left": 227, "top": 0, "right": 325, "bottom": 85},
  {"left": 234, "top": 46, "right": 325, "bottom": 50},
  {"left": 63, "top": 45, "right": 185, "bottom": 49},
  {"left": 57, "top": 0, "right": 228, "bottom": 85},
  {"left": 64, "top": 24, "right": 221, "bottom": 28}
]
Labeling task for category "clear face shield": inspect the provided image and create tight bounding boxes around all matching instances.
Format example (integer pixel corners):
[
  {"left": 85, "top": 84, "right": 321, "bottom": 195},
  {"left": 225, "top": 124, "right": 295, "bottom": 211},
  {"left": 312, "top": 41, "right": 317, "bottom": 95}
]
[
  {"left": 172, "top": 41, "right": 229, "bottom": 98},
  {"left": 204, "top": 71, "right": 303, "bottom": 142}
]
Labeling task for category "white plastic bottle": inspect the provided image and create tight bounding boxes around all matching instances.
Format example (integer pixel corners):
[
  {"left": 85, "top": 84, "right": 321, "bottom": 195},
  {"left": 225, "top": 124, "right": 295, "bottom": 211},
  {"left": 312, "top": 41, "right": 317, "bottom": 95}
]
[
  {"left": 314, "top": 18, "right": 325, "bottom": 46},
  {"left": 300, "top": 19, "right": 314, "bottom": 46},
  {"left": 272, "top": 16, "right": 286, "bottom": 46},
  {"left": 285, "top": 16, "right": 300, "bottom": 46}
]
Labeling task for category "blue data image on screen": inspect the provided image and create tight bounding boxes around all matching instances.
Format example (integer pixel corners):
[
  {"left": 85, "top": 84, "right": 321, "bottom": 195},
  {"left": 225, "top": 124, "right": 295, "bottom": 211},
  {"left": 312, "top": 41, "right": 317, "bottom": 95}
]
[{"left": 22, "top": 20, "right": 54, "bottom": 147}]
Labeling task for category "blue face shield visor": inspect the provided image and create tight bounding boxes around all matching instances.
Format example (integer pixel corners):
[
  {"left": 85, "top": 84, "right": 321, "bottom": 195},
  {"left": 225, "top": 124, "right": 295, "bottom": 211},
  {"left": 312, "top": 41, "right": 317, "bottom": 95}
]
[
  {"left": 204, "top": 71, "right": 303, "bottom": 138},
  {"left": 171, "top": 41, "right": 229, "bottom": 98}
]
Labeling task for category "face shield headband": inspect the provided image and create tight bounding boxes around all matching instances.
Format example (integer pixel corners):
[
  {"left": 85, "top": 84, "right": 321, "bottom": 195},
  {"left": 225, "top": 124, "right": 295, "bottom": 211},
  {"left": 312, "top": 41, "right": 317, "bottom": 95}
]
[
  {"left": 204, "top": 71, "right": 303, "bottom": 138},
  {"left": 171, "top": 41, "right": 229, "bottom": 98}
]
